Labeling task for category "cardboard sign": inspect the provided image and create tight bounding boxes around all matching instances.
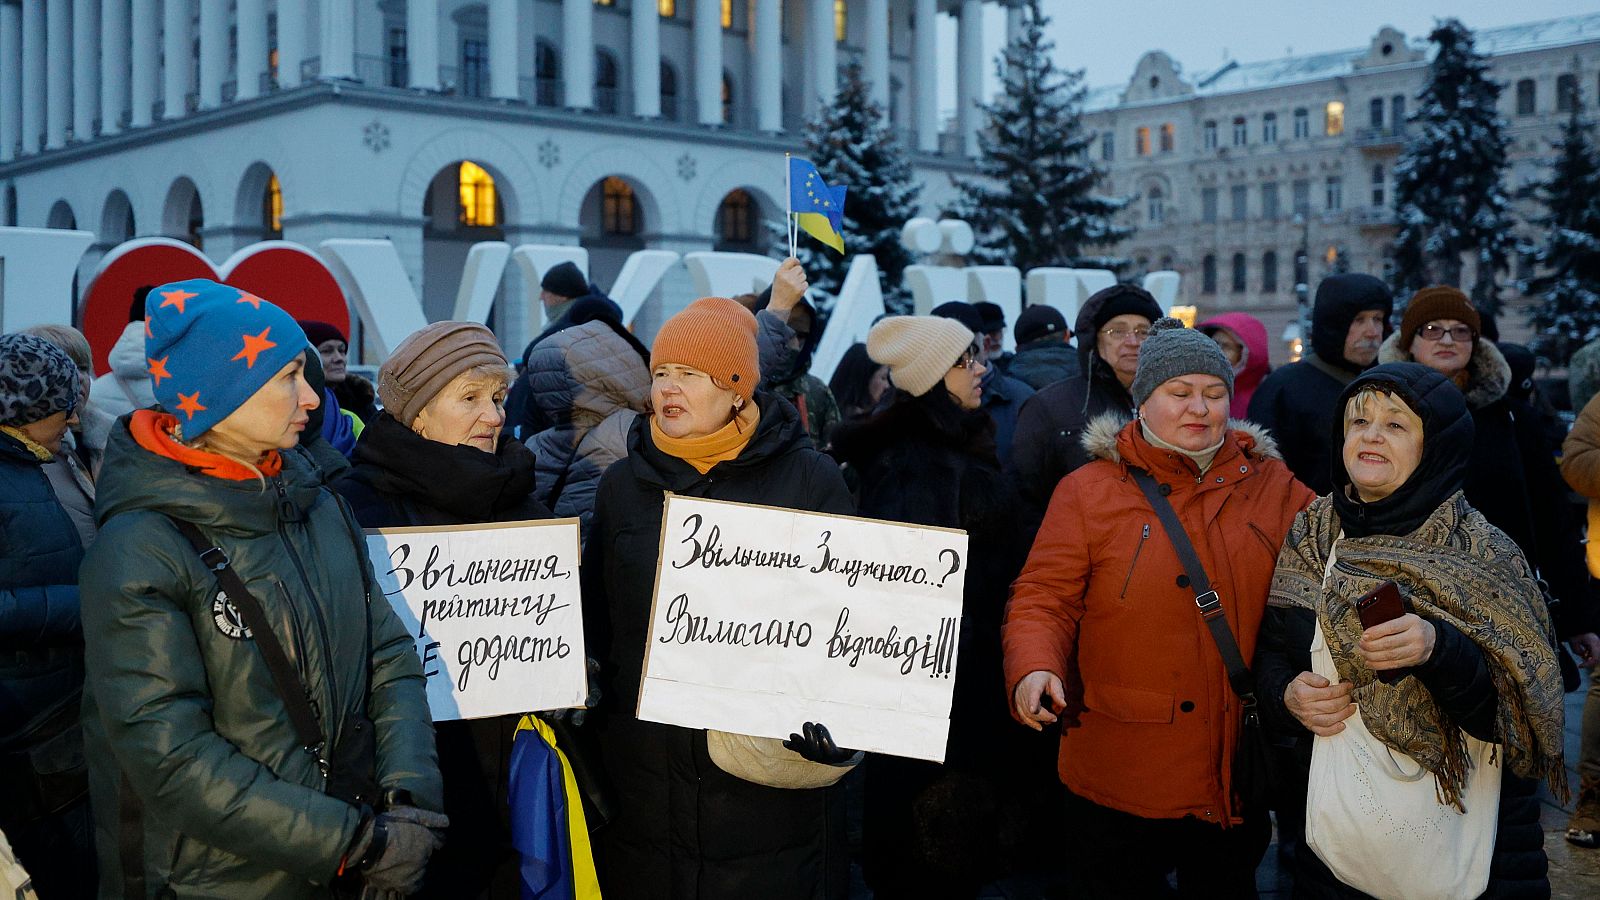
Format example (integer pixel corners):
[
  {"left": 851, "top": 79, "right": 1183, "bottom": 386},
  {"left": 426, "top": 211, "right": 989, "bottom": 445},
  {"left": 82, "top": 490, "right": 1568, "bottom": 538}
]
[
  {"left": 638, "top": 495, "right": 968, "bottom": 762},
  {"left": 365, "top": 520, "right": 587, "bottom": 721}
]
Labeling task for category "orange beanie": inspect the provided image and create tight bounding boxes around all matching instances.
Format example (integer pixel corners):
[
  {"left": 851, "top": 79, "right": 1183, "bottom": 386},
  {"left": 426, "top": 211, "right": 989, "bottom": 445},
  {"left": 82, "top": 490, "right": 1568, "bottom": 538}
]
[{"left": 650, "top": 297, "right": 761, "bottom": 402}]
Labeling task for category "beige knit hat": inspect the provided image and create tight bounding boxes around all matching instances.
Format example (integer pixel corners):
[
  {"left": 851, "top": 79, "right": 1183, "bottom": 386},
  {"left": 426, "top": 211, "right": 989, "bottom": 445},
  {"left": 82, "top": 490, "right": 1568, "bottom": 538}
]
[
  {"left": 378, "top": 321, "right": 508, "bottom": 426},
  {"left": 867, "top": 316, "right": 977, "bottom": 398}
]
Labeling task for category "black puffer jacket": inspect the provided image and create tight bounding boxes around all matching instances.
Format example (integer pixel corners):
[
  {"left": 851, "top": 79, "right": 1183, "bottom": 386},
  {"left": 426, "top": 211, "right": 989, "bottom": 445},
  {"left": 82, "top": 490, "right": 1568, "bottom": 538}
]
[{"left": 585, "top": 394, "right": 854, "bottom": 900}]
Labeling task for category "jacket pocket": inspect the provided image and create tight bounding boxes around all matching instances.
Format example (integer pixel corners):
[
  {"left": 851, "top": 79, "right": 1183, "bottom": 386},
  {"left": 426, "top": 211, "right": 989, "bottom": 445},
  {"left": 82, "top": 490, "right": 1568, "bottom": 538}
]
[
  {"left": 1118, "top": 524, "right": 1152, "bottom": 600},
  {"left": 1084, "top": 681, "right": 1174, "bottom": 724},
  {"left": 1248, "top": 522, "right": 1282, "bottom": 558}
]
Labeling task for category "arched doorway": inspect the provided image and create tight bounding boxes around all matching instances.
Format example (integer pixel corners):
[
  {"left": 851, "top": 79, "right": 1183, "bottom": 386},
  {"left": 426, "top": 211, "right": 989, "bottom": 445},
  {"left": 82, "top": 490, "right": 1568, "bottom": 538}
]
[
  {"left": 578, "top": 175, "right": 650, "bottom": 293},
  {"left": 100, "top": 190, "right": 136, "bottom": 244},
  {"left": 422, "top": 160, "right": 507, "bottom": 323},
  {"left": 163, "top": 177, "right": 205, "bottom": 250},
  {"left": 713, "top": 188, "right": 770, "bottom": 254},
  {"left": 47, "top": 200, "right": 77, "bottom": 230},
  {"left": 235, "top": 162, "right": 284, "bottom": 249}
]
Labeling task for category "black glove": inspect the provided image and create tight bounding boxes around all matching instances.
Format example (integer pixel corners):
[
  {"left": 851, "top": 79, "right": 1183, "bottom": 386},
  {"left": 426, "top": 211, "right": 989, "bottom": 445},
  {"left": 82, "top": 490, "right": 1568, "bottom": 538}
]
[
  {"left": 783, "top": 722, "right": 858, "bottom": 765},
  {"left": 346, "top": 805, "right": 449, "bottom": 895},
  {"left": 556, "top": 657, "right": 604, "bottom": 726}
]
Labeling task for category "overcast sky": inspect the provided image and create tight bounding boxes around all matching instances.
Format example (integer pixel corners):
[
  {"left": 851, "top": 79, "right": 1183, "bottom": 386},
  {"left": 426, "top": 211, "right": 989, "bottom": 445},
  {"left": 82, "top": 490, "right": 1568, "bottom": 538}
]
[{"left": 938, "top": 0, "right": 1592, "bottom": 115}]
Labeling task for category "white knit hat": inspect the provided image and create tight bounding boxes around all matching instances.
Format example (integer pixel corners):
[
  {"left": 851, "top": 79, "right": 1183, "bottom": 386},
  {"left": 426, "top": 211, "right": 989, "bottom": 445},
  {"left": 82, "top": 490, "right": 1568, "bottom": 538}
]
[{"left": 867, "top": 316, "right": 977, "bottom": 398}]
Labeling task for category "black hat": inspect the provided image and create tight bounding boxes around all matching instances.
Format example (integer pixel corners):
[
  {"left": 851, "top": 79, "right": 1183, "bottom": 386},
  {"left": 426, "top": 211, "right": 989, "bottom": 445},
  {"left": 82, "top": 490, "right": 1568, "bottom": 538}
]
[
  {"left": 973, "top": 301, "right": 1006, "bottom": 333},
  {"left": 1089, "top": 285, "right": 1163, "bottom": 332},
  {"left": 930, "top": 301, "right": 983, "bottom": 334},
  {"left": 1015, "top": 305, "right": 1068, "bottom": 345},
  {"left": 541, "top": 261, "right": 589, "bottom": 300}
]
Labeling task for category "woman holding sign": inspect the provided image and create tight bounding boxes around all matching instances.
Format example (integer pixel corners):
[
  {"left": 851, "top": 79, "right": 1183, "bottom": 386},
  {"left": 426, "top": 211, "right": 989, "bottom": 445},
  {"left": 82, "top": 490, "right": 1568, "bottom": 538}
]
[
  {"left": 1004, "top": 318, "right": 1314, "bottom": 897},
  {"left": 78, "top": 280, "right": 445, "bottom": 898},
  {"left": 586, "top": 297, "right": 857, "bottom": 900}
]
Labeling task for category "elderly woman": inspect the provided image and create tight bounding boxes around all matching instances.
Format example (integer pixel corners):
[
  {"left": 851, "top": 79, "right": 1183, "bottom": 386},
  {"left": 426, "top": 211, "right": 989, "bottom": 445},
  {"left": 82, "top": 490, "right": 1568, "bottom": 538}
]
[
  {"left": 21, "top": 323, "right": 115, "bottom": 472},
  {"left": 335, "top": 320, "right": 549, "bottom": 897},
  {"left": 1256, "top": 362, "right": 1567, "bottom": 897},
  {"left": 0, "top": 333, "right": 96, "bottom": 897},
  {"left": 586, "top": 297, "right": 856, "bottom": 900},
  {"left": 80, "top": 279, "right": 444, "bottom": 898},
  {"left": 1004, "top": 318, "right": 1315, "bottom": 896}
]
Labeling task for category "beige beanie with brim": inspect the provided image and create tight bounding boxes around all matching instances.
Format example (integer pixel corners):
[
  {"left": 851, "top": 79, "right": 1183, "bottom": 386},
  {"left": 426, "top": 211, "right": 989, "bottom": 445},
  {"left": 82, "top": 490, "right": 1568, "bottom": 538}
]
[
  {"left": 867, "top": 316, "right": 977, "bottom": 398},
  {"left": 378, "top": 321, "right": 508, "bottom": 426}
]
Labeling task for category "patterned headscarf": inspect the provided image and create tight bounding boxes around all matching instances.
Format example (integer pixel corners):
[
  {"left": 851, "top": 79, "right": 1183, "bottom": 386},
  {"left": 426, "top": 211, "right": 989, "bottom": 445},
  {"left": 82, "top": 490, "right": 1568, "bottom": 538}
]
[{"left": 0, "top": 332, "right": 80, "bottom": 427}]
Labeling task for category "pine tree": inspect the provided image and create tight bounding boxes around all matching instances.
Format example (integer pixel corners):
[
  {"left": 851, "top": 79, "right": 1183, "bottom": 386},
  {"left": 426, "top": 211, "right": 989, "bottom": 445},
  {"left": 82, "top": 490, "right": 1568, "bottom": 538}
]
[
  {"left": 783, "top": 60, "right": 921, "bottom": 316},
  {"left": 1390, "top": 19, "right": 1516, "bottom": 319},
  {"left": 949, "top": 0, "right": 1132, "bottom": 271},
  {"left": 1524, "top": 81, "right": 1600, "bottom": 365}
]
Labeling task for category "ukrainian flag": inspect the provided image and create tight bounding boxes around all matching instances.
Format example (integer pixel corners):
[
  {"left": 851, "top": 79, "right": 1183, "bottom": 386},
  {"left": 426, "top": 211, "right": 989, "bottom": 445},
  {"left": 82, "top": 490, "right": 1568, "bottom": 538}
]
[
  {"left": 788, "top": 157, "right": 847, "bottom": 255},
  {"left": 509, "top": 715, "right": 602, "bottom": 900}
]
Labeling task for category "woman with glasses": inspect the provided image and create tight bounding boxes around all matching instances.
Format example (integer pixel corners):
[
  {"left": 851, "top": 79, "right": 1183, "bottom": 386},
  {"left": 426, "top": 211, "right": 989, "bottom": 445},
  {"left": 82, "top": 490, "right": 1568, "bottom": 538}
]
[
  {"left": 1379, "top": 287, "right": 1599, "bottom": 667},
  {"left": 832, "top": 316, "right": 1031, "bottom": 898}
]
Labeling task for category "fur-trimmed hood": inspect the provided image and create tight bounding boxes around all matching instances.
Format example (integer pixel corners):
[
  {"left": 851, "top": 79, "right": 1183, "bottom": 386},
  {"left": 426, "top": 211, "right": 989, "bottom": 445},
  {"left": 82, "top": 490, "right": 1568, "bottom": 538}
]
[
  {"left": 1378, "top": 330, "right": 1511, "bottom": 410},
  {"left": 1080, "top": 412, "right": 1283, "bottom": 465}
]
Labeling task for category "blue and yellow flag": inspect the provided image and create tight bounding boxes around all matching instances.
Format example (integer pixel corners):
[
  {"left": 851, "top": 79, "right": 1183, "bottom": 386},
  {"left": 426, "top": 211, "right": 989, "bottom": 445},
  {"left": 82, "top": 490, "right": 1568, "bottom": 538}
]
[{"left": 788, "top": 157, "right": 847, "bottom": 255}]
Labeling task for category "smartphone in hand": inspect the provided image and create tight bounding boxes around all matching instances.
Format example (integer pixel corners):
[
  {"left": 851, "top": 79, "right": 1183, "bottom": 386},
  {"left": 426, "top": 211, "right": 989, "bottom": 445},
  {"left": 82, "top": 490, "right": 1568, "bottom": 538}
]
[{"left": 1355, "top": 580, "right": 1409, "bottom": 684}]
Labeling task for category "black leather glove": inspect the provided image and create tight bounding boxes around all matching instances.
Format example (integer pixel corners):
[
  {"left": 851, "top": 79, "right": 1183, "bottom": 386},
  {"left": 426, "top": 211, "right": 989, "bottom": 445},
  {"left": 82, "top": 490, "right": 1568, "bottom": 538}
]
[
  {"left": 556, "top": 657, "right": 604, "bottom": 726},
  {"left": 783, "top": 722, "right": 858, "bottom": 765},
  {"left": 346, "top": 805, "right": 449, "bottom": 895}
]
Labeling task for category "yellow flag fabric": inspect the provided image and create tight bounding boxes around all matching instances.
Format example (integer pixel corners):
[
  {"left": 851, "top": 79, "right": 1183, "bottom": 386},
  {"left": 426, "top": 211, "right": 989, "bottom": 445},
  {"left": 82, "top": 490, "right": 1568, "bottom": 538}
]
[
  {"left": 515, "top": 715, "right": 603, "bottom": 900},
  {"left": 794, "top": 211, "right": 845, "bottom": 255}
]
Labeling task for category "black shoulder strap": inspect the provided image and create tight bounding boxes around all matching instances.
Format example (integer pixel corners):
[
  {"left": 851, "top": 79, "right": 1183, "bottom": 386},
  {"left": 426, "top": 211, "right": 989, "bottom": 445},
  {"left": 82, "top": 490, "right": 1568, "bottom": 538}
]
[
  {"left": 165, "top": 516, "right": 328, "bottom": 774},
  {"left": 1127, "top": 468, "right": 1259, "bottom": 706}
]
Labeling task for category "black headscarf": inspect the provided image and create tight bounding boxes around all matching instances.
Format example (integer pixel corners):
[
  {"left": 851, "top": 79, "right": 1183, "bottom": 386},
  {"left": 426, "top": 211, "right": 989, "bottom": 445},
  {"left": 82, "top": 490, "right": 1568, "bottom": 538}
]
[
  {"left": 1310, "top": 273, "right": 1394, "bottom": 370},
  {"left": 1330, "top": 362, "right": 1474, "bottom": 538}
]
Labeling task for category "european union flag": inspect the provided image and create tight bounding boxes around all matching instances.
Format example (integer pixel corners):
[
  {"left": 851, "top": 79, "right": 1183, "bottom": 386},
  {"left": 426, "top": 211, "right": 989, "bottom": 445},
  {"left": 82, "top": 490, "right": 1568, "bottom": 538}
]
[{"left": 788, "top": 157, "right": 847, "bottom": 255}]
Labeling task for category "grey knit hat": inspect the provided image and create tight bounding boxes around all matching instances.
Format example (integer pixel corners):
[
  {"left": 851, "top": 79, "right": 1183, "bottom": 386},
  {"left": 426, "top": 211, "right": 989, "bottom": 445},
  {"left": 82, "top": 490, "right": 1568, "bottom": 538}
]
[
  {"left": 0, "top": 333, "right": 80, "bottom": 428},
  {"left": 1130, "top": 317, "right": 1235, "bottom": 407}
]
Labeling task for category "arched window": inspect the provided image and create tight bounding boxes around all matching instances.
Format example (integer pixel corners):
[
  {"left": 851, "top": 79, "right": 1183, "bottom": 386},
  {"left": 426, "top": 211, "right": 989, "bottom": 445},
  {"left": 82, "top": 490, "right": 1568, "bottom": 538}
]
[
  {"left": 1262, "top": 251, "right": 1278, "bottom": 293},
  {"left": 461, "top": 37, "right": 487, "bottom": 97},
  {"left": 1202, "top": 254, "right": 1217, "bottom": 294},
  {"left": 596, "top": 51, "right": 619, "bottom": 114},
  {"left": 186, "top": 193, "right": 204, "bottom": 250},
  {"left": 1231, "top": 116, "right": 1247, "bottom": 146},
  {"left": 722, "top": 71, "right": 734, "bottom": 125},
  {"left": 1292, "top": 107, "right": 1309, "bottom": 139},
  {"left": 1261, "top": 112, "right": 1278, "bottom": 143},
  {"left": 718, "top": 190, "right": 754, "bottom": 245},
  {"left": 660, "top": 61, "right": 679, "bottom": 120},
  {"left": 1146, "top": 186, "right": 1164, "bottom": 224},
  {"left": 263, "top": 174, "right": 283, "bottom": 239},
  {"left": 536, "top": 42, "right": 561, "bottom": 106},
  {"left": 1324, "top": 101, "right": 1344, "bottom": 136},
  {"left": 602, "top": 177, "right": 639, "bottom": 236},
  {"left": 1231, "top": 253, "right": 1247, "bottom": 293},
  {"left": 459, "top": 161, "right": 497, "bottom": 228},
  {"left": 1159, "top": 123, "right": 1175, "bottom": 153}
]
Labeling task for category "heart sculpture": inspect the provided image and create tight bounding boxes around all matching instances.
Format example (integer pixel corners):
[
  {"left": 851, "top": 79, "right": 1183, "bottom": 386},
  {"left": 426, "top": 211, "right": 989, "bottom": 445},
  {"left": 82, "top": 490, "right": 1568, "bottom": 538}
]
[{"left": 82, "top": 238, "right": 350, "bottom": 375}]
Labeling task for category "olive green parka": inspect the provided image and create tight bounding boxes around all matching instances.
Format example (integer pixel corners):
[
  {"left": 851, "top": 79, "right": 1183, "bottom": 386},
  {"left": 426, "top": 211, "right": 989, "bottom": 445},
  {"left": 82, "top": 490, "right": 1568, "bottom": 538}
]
[{"left": 79, "top": 417, "right": 441, "bottom": 898}]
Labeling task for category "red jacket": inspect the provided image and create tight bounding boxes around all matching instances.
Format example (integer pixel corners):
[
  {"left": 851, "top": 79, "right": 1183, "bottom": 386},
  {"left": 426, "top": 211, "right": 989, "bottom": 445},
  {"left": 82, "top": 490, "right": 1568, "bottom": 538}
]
[{"left": 1003, "top": 415, "right": 1314, "bottom": 825}]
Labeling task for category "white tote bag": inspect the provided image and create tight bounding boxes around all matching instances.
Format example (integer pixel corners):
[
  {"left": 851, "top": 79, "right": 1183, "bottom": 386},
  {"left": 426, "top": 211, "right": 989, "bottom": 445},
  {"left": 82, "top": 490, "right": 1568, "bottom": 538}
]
[{"left": 1304, "top": 612, "right": 1500, "bottom": 900}]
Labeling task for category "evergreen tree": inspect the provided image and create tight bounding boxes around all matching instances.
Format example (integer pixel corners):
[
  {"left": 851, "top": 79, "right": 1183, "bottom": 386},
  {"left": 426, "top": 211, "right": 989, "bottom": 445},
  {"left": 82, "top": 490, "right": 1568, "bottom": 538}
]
[
  {"left": 783, "top": 61, "right": 920, "bottom": 316},
  {"left": 1524, "top": 82, "right": 1600, "bottom": 365},
  {"left": 1390, "top": 19, "right": 1516, "bottom": 319},
  {"left": 949, "top": 0, "right": 1132, "bottom": 271}
]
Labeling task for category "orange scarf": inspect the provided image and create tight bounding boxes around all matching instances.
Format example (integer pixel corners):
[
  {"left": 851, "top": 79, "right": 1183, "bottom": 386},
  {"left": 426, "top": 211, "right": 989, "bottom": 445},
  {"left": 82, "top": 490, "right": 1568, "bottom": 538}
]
[
  {"left": 130, "top": 409, "right": 283, "bottom": 481},
  {"left": 650, "top": 403, "right": 760, "bottom": 474}
]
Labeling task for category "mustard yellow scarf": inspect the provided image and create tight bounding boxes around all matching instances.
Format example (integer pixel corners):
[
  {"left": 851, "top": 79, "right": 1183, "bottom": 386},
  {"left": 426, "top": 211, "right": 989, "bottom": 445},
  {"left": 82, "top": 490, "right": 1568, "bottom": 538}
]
[{"left": 650, "top": 403, "right": 761, "bottom": 474}]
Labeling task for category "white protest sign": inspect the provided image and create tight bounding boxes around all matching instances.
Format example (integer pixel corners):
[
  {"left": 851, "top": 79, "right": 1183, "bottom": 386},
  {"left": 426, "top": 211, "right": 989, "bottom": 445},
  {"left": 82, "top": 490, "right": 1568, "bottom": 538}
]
[
  {"left": 638, "top": 496, "right": 967, "bottom": 762},
  {"left": 365, "top": 519, "right": 587, "bottom": 721}
]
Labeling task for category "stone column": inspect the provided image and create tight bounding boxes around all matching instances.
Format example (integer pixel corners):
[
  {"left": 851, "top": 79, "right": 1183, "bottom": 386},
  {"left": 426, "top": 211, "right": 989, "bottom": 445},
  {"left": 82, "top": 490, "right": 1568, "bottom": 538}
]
[
  {"left": 72, "top": 0, "right": 97, "bottom": 138},
  {"left": 162, "top": 0, "right": 190, "bottom": 120},
  {"left": 320, "top": 0, "right": 355, "bottom": 80},
  {"left": 236, "top": 0, "right": 266, "bottom": 99},
  {"left": 864, "top": 0, "right": 888, "bottom": 112},
  {"left": 630, "top": 0, "right": 660, "bottom": 118},
  {"left": 407, "top": 0, "right": 440, "bottom": 90},
  {"left": 278, "top": 0, "right": 306, "bottom": 88},
  {"left": 751, "top": 0, "right": 780, "bottom": 132},
  {"left": 808, "top": 0, "right": 835, "bottom": 111},
  {"left": 100, "top": 0, "right": 129, "bottom": 133},
  {"left": 21, "top": 0, "right": 43, "bottom": 151},
  {"left": 562, "top": 0, "right": 593, "bottom": 109},
  {"left": 693, "top": 0, "right": 721, "bottom": 125},
  {"left": 912, "top": 0, "right": 936, "bottom": 152},
  {"left": 198, "top": 0, "right": 225, "bottom": 106},
  {"left": 0, "top": 2, "right": 20, "bottom": 161},
  {"left": 46, "top": 0, "right": 69, "bottom": 147},
  {"left": 129, "top": 0, "right": 155, "bottom": 126},
  {"left": 957, "top": 0, "right": 983, "bottom": 157},
  {"left": 488, "top": 0, "right": 517, "bottom": 99}
]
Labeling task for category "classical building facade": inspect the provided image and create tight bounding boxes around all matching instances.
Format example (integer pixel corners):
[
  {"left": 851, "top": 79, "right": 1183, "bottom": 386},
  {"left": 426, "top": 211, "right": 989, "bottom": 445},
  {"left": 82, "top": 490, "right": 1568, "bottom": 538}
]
[
  {"left": 0, "top": 0, "right": 1009, "bottom": 350},
  {"left": 1083, "top": 13, "right": 1600, "bottom": 365}
]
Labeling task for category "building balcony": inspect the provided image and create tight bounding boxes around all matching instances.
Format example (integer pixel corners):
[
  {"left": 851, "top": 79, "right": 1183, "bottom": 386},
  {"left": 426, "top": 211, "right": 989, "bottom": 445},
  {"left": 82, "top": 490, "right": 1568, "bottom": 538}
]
[
  {"left": 1353, "top": 125, "right": 1407, "bottom": 149},
  {"left": 1350, "top": 206, "right": 1397, "bottom": 227}
]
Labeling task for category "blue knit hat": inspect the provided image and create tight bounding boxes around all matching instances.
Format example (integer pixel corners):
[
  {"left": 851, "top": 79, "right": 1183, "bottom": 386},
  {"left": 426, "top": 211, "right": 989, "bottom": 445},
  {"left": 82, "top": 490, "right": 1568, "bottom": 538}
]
[{"left": 144, "top": 278, "right": 309, "bottom": 438}]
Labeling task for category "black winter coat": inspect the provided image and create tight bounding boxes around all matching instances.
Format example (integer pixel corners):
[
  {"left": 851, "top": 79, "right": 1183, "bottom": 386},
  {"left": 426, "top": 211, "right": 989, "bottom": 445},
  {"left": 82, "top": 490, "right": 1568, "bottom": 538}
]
[
  {"left": 1006, "top": 341, "right": 1078, "bottom": 392},
  {"left": 585, "top": 393, "right": 855, "bottom": 900},
  {"left": 1008, "top": 362, "right": 1133, "bottom": 525},
  {"left": 334, "top": 415, "right": 550, "bottom": 899},
  {"left": 1256, "top": 606, "right": 1548, "bottom": 898},
  {"left": 1246, "top": 355, "right": 1359, "bottom": 496}
]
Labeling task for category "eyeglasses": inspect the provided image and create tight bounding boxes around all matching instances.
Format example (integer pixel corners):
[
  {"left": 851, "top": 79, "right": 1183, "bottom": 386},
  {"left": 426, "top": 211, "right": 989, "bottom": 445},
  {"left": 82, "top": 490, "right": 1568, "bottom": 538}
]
[
  {"left": 1101, "top": 326, "right": 1152, "bottom": 342},
  {"left": 951, "top": 346, "right": 981, "bottom": 371},
  {"left": 1416, "top": 323, "right": 1475, "bottom": 343}
]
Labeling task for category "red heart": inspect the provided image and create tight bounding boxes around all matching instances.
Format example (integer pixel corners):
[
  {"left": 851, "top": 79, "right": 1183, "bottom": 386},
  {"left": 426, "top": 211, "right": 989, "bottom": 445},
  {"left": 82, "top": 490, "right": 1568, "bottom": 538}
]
[{"left": 83, "top": 239, "right": 350, "bottom": 375}]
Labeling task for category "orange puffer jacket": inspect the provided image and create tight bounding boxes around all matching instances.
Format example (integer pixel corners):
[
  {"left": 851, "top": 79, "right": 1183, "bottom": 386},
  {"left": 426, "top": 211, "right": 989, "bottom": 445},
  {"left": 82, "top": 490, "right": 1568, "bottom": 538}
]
[{"left": 1003, "top": 414, "right": 1314, "bottom": 826}]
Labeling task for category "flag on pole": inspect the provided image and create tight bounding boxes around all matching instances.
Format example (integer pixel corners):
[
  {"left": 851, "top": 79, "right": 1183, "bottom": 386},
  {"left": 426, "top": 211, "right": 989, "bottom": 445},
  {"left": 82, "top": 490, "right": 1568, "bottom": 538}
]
[{"left": 787, "top": 157, "right": 847, "bottom": 255}]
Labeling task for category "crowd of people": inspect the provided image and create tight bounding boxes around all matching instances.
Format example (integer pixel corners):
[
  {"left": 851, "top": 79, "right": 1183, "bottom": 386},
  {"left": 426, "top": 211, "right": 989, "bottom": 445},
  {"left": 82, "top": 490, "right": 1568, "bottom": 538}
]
[{"left": 0, "top": 255, "right": 1595, "bottom": 900}]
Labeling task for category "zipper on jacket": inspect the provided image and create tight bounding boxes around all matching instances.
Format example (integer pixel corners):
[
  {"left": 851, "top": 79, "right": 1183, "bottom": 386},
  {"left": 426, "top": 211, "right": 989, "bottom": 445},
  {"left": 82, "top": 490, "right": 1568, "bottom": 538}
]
[
  {"left": 274, "top": 479, "right": 338, "bottom": 742},
  {"left": 1120, "top": 524, "right": 1151, "bottom": 599}
]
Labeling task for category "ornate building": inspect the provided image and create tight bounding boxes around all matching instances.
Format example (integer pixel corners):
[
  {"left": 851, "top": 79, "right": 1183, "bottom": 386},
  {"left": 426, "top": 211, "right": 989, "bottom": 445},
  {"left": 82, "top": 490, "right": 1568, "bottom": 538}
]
[{"left": 1083, "top": 13, "right": 1600, "bottom": 365}]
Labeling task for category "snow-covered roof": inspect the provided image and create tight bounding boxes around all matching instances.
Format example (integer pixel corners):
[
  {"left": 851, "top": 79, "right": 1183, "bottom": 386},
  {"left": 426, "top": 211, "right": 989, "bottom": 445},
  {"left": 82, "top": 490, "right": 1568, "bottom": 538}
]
[{"left": 1083, "top": 12, "right": 1600, "bottom": 113}]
